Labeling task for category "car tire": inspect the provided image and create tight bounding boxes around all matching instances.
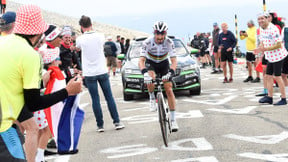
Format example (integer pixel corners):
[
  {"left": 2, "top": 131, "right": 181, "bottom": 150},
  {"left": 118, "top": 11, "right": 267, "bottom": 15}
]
[
  {"left": 189, "top": 86, "right": 201, "bottom": 95},
  {"left": 124, "top": 92, "right": 134, "bottom": 101}
]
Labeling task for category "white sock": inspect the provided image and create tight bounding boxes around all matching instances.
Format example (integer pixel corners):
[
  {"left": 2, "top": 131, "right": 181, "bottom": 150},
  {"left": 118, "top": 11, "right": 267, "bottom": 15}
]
[
  {"left": 35, "top": 148, "right": 44, "bottom": 162},
  {"left": 170, "top": 110, "right": 176, "bottom": 121},
  {"left": 149, "top": 92, "right": 155, "bottom": 100}
]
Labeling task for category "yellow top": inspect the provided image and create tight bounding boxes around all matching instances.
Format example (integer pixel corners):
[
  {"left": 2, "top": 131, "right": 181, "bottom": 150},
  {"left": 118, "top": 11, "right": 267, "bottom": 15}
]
[
  {"left": 240, "top": 26, "right": 256, "bottom": 51},
  {"left": 0, "top": 34, "right": 41, "bottom": 132}
]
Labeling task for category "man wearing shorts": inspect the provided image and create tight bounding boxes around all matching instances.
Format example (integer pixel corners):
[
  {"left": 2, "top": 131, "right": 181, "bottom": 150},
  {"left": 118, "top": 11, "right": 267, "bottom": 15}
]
[
  {"left": 139, "top": 21, "right": 179, "bottom": 132},
  {"left": 255, "top": 12, "right": 287, "bottom": 105},
  {"left": 241, "top": 20, "right": 260, "bottom": 83},
  {"left": 211, "top": 23, "right": 222, "bottom": 74},
  {"left": 104, "top": 36, "right": 118, "bottom": 76},
  {"left": 218, "top": 23, "right": 237, "bottom": 83}
]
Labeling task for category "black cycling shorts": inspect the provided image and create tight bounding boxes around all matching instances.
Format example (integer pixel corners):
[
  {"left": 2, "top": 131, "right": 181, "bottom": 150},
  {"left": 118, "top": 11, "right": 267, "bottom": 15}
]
[
  {"left": 246, "top": 52, "right": 256, "bottom": 62},
  {"left": 205, "top": 51, "right": 210, "bottom": 55},
  {"left": 262, "top": 56, "right": 268, "bottom": 65},
  {"left": 221, "top": 49, "right": 234, "bottom": 62},
  {"left": 282, "top": 56, "right": 288, "bottom": 74},
  {"left": 17, "top": 105, "right": 33, "bottom": 123},
  {"left": 213, "top": 46, "right": 219, "bottom": 53},
  {"left": 145, "top": 59, "right": 169, "bottom": 77},
  {"left": 266, "top": 60, "right": 283, "bottom": 76},
  {"left": 200, "top": 50, "right": 205, "bottom": 57}
]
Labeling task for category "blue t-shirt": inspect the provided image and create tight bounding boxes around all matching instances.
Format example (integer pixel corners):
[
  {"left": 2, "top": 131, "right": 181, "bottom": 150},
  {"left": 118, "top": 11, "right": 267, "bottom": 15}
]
[{"left": 218, "top": 30, "right": 236, "bottom": 49}]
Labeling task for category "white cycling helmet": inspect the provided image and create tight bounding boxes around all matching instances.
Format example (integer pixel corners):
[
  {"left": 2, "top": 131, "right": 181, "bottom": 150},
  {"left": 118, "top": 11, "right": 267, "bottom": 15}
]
[{"left": 153, "top": 21, "right": 168, "bottom": 33}]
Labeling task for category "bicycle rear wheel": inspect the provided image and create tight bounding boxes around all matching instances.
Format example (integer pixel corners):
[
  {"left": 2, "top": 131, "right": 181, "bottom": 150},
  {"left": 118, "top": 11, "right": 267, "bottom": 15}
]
[{"left": 157, "top": 93, "right": 169, "bottom": 147}]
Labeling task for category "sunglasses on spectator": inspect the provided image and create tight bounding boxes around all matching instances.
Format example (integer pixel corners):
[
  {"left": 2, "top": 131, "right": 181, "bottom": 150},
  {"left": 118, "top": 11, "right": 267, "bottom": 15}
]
[{"left": 55, "top": 57, "right": 61, "bottom": 61}]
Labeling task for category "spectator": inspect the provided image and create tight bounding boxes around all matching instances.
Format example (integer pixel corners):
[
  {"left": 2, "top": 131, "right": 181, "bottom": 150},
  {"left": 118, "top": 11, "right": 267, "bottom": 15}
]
[
  {"left": 76, "top": 15, "right": 125, "bottom": 132},
  {"left": 269, "top": 11, "right": 284, "bottom": 32},
  {"left": 191, "top": 33, "right": 203, "bottom": 63},
  {"left": 0, "top": 4, "right": 82, "bottom": 162},
  {"left": 104, "top": 36, "right": 118, "bottom": 76},
  {"left": 41, "top": 47, "right": 84, "bottom": 155},
  {"left": 59, "top": 27, "right": 81, "bottom": 83},
  {"left": 1, "top": 0, "right": 6, "bottom": 14},
  {"left": 240, "top": 20, "right": 260, "bottom": 83},
  {"left": 255, "top": 13, "right": 287, "bottom": 105},
  {"left": 124, "top": 38, "right": 130, "bottom": 54},
  {"left": 281, "top": 26, "right": 288, "bottom": 100},
  {"left": 35, "top": 48, "right": 62, "bottom": 162},
  {"left": 211, "top": 22, "right": 222, "bottom": 74},
  {"left": 0, "top": 11, "right": 16, "bottom": 35},
  {"left": 204, "top": 32, "right": 212, "bottom": 66},
  {"left": 120, "top": 37, "right": 125, "bottom": 53},
  {"left": 115, "top": 35, "right": 122, "bottom": 73},
  {"left": 218, "top": 22, "right": 237, "bottom": 83}
]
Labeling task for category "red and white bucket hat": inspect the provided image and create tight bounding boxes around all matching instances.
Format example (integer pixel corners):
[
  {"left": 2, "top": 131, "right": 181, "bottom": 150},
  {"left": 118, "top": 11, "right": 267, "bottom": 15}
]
[
  {"left": 14, "top": 4, "right": 48, "bottom": 35},
  {"left": 39, "top": 47, "right": 60, "bottom": 64}
]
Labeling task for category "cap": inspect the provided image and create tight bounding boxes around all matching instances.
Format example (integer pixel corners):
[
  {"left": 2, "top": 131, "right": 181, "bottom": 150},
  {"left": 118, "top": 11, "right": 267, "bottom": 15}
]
[
  {"left": 61, "top": 26, "right": 72, "bottom": 36},
  {"left": 14, "top": 4, "right": 48, "bottom": 35},
  {"left": 40, "top": 47, "right": 60, "bottom": 64},
  {"left": 257, "top": 12, "right": 269, "bottom": 18},
  {"left": 107, "top": 36, "right": 112, "bottom": 40},
  {"left": 0, "top": 11, "right": 16, "bottom": 25},
  {"left": 213, "top": 22, "right": 218, "bottom": 27},
  {"left": 45, "top": 25, "right": 62, "bottom": 41}
]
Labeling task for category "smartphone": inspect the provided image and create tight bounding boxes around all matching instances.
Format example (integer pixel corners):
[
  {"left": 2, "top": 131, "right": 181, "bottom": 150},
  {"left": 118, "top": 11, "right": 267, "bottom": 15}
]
[{"left": 240, "top": 30, "right": 246, "bottom": 33}]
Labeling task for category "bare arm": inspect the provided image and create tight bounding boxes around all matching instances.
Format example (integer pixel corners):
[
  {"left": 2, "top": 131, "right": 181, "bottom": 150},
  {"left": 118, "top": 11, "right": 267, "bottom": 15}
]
[
  {"left": 264, "top": 41, "right": 282, "bottom": 51},
  {"left": 139, "top": 56, "right": 147, "bottom": 72},
  {"left": 170, "top": 57, "right": 177, "bottom": 71}
]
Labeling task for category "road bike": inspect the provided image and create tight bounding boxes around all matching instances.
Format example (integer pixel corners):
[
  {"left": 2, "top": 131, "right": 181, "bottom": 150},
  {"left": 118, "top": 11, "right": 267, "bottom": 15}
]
[{"left": 154, "top": 78, "right": 172, "bottom": 147}]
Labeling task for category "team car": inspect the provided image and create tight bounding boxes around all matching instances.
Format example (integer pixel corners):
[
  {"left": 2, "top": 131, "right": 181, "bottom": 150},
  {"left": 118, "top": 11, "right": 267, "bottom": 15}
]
[{"left": 119, "top": 36, "right": 201, "bottom": 101}]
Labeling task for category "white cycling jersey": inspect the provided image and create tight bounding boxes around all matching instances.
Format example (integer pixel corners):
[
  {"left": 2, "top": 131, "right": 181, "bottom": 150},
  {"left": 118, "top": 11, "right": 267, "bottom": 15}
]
[{"left": 140, "top": 36, "right": 176, "bottom": 63}]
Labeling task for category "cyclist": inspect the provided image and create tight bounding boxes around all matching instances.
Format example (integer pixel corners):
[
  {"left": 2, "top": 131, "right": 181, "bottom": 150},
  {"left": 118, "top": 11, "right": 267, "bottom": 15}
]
[{"left": 139, "top": 21, "right": 178, "bottom": 132}]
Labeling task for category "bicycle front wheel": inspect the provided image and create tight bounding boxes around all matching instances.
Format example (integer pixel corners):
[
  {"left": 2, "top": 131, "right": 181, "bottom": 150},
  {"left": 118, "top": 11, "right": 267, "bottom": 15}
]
[{"left": 157, "top": 93, "right": 169, "bottom": 147}]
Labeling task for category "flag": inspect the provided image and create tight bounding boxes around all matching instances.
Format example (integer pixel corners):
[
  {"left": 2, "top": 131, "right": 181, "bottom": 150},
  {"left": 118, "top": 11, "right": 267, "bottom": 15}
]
[
  {"left": 57, "top": 95, "right": 84, "bottom": 153},
  {"left": 44, "top": 66, "right": 66, "bottom": 144}
]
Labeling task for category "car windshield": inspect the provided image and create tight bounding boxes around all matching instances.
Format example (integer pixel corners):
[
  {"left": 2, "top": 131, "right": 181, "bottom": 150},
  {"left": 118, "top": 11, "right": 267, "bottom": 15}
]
[{"left": 128, "top": 39, "right": 189, "bottom": 59}]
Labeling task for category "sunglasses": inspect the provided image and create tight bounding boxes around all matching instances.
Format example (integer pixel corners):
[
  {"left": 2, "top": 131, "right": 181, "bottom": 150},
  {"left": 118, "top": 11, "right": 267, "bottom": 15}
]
[
  {"left": 154, "top": 30, "right": 166, "bottom": 35},
  {"left": 55, "top": 57, "right": 61, "bottom": 61}
]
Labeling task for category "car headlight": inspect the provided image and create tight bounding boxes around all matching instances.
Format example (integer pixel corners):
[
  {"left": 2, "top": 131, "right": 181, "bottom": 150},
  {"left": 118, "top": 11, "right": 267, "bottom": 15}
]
[
  {"left": 125, "top": 69, "right": 142, "bottom": 74},
  {"left": 182, "top": 64, "right": 196, "bottom": 71}
]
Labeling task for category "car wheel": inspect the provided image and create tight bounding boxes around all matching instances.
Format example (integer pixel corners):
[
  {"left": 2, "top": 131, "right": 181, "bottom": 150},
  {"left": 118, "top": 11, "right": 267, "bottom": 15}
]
[
  {"left": 189, "top": 86, "right": 201, "bottom": 95},
  {"left": 124, "top": 92, "right": 134, "bottom": 101}
]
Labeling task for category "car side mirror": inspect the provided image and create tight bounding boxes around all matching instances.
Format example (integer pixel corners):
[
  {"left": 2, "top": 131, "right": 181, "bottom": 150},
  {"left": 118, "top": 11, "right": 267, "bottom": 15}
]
[{"left": 117, "top": 54, "right": 125, "bottom": 60}]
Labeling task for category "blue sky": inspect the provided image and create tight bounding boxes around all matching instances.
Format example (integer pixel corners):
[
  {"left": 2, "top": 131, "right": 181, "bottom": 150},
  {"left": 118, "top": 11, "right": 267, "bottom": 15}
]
[{"left": 10, "top": 0, "right": 288, "bottom": 52}]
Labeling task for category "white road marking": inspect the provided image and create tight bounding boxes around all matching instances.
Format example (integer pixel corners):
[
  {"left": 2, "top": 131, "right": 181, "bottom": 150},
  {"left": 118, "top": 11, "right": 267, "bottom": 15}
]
[
  {"left": 164, "top": 138, "right": 213, "bottom": 151},
  {"left": 207, "top": 106, "right": 257, "bottom": 114},
  {"left": 121, "top": 110, "right": 203, "bottom": 124},
  {"left": 238, "top": 152, "right": 288, "bottom": 162},
  {"left": 182, "top": 95, "right": 237, "bottom": 105},
  {"left": 45, "top": 155, "right": 70, "bottom": 162},
  {"left": 224, "top": 131, "right": 288, "bottom": 144},
  {"left": 100, "top": 144, "right": 158, "bottom": 159},
  {"left": 171, "top": 156, "right": 219, "bottom": 162},
  {"left": 123, "top": 107, "right": 148, "bottom": 112}
]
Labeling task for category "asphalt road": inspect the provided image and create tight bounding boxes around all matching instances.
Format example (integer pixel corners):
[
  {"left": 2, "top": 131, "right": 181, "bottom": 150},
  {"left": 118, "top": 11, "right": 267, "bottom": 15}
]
[{"left": 47, "top": 58, "right": 288, "bottom": 162}]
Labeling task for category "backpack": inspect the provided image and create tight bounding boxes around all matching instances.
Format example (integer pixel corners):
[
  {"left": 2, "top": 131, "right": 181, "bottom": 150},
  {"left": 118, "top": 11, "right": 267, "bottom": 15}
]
[
  {"left": 104, "top": 42, "right": 114, "bottom": 56},
  {"left": 283, "top": 27, "right": 288, "bottom": 51}
]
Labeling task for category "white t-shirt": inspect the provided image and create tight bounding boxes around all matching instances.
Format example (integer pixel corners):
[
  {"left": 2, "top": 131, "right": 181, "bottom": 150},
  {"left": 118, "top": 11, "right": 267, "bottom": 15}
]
[
  {"left": 115, "top": 41, "right": 121, "bottom": 55},
  {"left": 259, "top": 23, "right": 287, "bottom": 63},
  {"left": 76, "top": 31, "right": 108, "bottom": 76}
]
